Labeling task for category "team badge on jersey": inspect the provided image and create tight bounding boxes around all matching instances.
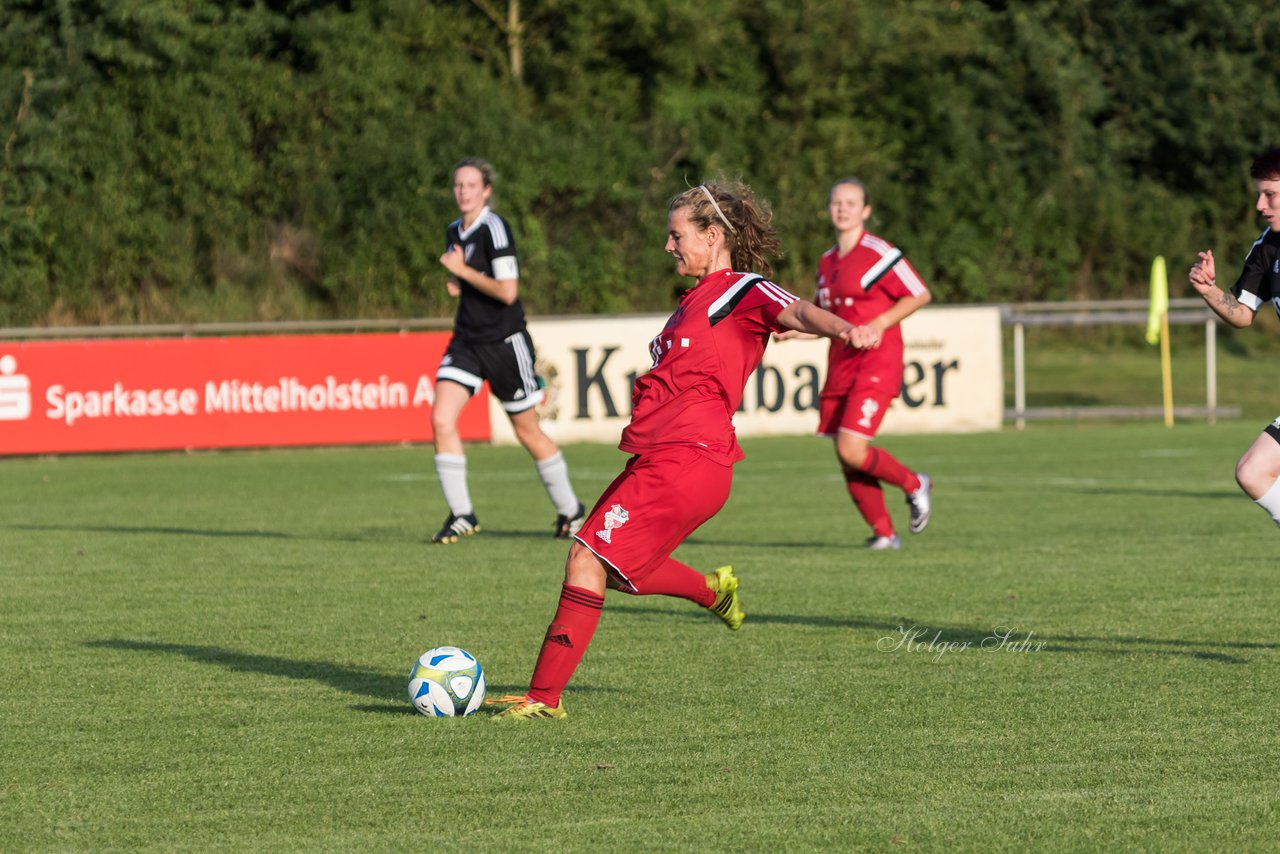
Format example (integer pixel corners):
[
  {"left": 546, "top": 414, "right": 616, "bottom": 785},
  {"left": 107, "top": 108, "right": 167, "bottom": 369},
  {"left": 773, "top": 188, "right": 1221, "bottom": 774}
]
[{"left": 595, "top": 503, "right": 630, "bottom": 544}]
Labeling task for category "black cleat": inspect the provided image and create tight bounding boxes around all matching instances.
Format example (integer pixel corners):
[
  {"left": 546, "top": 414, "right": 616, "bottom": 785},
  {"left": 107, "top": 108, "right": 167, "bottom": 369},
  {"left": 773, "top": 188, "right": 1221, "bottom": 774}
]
[
  {"left": 432, "top": 513, "right": 480, "bottom": 544},
  {"left": 553, "top": 503, "right": 586, "bottom": 539}
]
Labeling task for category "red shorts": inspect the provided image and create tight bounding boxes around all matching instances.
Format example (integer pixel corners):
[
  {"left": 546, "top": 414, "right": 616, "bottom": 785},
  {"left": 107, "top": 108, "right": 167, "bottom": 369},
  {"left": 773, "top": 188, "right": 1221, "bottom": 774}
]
[
  {"left": 817, "top": 388, "right": 895, "bottom": 441},
  {"left": 574, "top": 446, "right": 733, "bottom": 590}
]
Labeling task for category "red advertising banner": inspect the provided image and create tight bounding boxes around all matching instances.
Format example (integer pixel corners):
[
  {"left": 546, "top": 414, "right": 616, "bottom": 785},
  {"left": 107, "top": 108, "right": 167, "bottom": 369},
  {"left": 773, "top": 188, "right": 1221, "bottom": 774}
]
[{"left": 0, "top": 333, "right": 490, "bottom": 455}]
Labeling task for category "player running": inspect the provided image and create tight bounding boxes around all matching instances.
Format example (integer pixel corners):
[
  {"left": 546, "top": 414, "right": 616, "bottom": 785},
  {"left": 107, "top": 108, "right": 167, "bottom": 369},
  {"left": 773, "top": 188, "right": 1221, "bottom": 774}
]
[
  {"left": 778, "top": 178, "right": 932, "bottom": 550},
  {"left": 1188, "top": 146, "right": 1280, "bottom": 527},
  {"left": 430, "top": 157, "right": 584, "bottom": 544},
  {"left": 489, "top": 179, "right": 879, "bottom": 720}
]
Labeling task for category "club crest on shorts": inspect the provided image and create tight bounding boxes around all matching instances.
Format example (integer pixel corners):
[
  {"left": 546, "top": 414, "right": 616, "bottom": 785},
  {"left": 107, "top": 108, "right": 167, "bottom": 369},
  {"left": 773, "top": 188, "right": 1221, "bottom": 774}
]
[
  {"left": 596, "top": 503, "right": 629, "bottom": 543},
  {"left": 858, "top": 397, "right": 880, "bottom": 428}
]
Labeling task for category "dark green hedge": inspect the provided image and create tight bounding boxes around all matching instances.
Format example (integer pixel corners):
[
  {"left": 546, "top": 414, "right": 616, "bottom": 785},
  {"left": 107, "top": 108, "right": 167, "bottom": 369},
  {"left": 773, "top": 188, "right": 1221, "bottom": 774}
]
[{"left": 2, "top": 0, "right": 1278, "bottom": 326}]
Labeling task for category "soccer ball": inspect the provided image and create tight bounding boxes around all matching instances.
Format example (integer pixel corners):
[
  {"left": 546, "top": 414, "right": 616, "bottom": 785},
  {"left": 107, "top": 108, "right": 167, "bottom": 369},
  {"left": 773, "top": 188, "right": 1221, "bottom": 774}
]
[{"left": 408, "top": 646, "right": 486, "bottom": 717}]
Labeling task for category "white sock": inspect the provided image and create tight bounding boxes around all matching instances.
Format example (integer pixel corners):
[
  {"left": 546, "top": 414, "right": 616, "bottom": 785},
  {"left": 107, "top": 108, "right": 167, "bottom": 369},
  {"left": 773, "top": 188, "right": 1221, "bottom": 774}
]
[
  {"left": 434, "top": 453, "right": 473, "bottom": 516},
  {"left": 1255, "top": 478, "right": 1280, "bottom": 528},
  {"left": 535, "top": 451, "right": 580, "bottom": 517}
]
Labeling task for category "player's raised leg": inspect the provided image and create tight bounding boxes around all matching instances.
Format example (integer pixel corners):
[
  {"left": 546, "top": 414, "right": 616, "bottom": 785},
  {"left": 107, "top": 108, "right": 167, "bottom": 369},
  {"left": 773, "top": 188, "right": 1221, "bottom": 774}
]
[
  {"left": 618, "top": 555, "right": 743, "bottom": 629},
  {"left": 578, "top": 448, "right": 739, "bottom": 626},
  {"left": 1236, "top": 422, "right": 1280, "bottom": 527}
]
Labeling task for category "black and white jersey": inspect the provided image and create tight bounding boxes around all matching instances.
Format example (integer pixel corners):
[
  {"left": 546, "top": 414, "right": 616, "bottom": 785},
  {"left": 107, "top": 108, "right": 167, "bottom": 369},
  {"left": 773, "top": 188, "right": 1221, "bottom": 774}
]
[
  {"left": 1231, "top": 227, "right": 1280, "bottom": 318},
  {"left": 445, "top": 206, "right": 528, "bottom": 343}
]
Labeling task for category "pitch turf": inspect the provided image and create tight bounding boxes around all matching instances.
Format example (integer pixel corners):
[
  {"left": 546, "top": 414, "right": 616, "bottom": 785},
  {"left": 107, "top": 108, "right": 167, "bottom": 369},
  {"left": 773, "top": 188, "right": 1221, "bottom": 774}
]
[{"left": 2, "top": 422, "right": 1277, "bottom": 850}]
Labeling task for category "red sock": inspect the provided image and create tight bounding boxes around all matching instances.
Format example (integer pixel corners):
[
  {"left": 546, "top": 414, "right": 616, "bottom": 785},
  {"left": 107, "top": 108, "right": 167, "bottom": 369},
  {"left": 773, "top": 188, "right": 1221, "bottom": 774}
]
[
  {"left": 845, "top": 468, "right": 895, "bottom": 537},
  {"left": 527, "top": 584, "right": 604, "bottom": 707},
  {"left": 627, "top": 556, "right": 715, "bottom": 607},
  {"left": 861, "top": 446, "right": 921, "bottom": 494}
]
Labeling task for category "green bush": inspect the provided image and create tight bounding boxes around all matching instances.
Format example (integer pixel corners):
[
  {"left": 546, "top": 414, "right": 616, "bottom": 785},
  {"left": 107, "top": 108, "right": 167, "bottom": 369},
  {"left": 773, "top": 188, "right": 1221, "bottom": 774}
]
[{"left": 2, "top": 0, "right": 1279, "bottom": 326}]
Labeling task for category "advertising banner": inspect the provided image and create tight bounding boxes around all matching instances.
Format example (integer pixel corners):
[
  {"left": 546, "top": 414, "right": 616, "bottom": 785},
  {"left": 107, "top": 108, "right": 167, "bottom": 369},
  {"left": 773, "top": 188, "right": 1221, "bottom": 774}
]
[
  {"left": 490, "top": 306, "right": 1003, "bottom": 445},
  {"left": 0, "top": 333, "right": 488, "bottom": 455}
]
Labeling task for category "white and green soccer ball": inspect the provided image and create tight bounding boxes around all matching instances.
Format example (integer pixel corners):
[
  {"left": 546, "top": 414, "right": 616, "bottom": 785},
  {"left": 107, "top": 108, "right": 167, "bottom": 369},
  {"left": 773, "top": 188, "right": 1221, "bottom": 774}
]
[{"left": 408, "top": 646, "right": 486, "bottom": 717}]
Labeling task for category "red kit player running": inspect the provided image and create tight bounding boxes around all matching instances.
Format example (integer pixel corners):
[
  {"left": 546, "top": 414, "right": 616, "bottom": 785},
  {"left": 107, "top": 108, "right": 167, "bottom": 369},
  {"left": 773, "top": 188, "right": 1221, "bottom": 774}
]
[
  {"left": 489, "top": 180, "right": 879, "bottom": 720},
  {"left": 781, "top": 178, "right": 933, "bottom": 550}
]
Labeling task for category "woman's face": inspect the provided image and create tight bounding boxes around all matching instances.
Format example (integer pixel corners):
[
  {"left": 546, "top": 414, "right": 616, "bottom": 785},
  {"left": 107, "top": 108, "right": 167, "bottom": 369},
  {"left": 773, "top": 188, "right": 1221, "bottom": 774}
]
[
  {"left": 828, "top": 182, "right": 871, "bottom": 235},
  {"left": 665, "top": 207, "right": 717, "bottom": 279},
  {"left": 1256, "top": 178, "right": 1280, "bottom": 231},
  {"left": 453, "top": 166, "right": 491, "bottom": 216}
]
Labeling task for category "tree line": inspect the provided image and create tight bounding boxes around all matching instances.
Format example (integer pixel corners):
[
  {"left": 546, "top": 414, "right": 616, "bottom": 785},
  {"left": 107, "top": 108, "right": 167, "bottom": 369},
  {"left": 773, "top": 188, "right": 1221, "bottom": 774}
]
[{"left": 2, "top": 0, "right": 1278, "bottom": 327}]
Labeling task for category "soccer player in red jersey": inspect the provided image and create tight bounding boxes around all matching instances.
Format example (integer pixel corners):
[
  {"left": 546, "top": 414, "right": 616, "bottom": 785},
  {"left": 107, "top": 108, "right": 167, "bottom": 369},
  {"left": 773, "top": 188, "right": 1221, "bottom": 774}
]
[
  {"left": 780, "top": 178, "right": 933, "bottom": 550},
  {"left": 490, "top": 180, "right": 879, "bottom": 720},
  {"left": 1188, "top": 146, "right": 1280, "bottom": 527}
]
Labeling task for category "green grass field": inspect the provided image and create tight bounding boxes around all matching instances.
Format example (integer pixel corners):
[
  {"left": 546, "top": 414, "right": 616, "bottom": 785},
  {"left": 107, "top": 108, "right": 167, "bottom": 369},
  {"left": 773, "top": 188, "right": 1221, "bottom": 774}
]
[{"left": 3, "top": 420, "right": 1278, "bottom": 850}]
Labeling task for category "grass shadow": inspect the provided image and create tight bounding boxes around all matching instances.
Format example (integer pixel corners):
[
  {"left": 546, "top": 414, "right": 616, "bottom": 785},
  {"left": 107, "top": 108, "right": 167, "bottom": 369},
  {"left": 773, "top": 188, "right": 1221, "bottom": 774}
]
[
  {"left": 14, "top": 522, "right": 560, "bottom": 546},
  {"left": 84, "top": 640, "right": 620, "bottom": 714},
  {"left": 458, "top": 529, "right": 573, "bottom": 542},
  {"left": 1050, "top": 486, "right": 1240, "bottom": 500},
  {"left": 86, "top": 638, "right": 403, "bottom": 700},
  {"left": 15, "top": 522, "right": 299, "bottom": 540},
  {"left": 13, "top": 522, "right": 420, "bottom": 544},
  {"left": 678, "top": 536, "right": 865, "bottom": 551},
  {"left": 351, "top": 703, "right": 419, "bottom": 715}
]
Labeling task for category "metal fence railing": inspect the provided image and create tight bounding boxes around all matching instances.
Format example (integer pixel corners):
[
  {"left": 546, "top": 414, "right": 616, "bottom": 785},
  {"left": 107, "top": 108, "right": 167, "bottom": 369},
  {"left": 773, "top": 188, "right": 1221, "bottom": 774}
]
[{"left": 1000, "top": 298, "right": 1238, "bottom": 428}]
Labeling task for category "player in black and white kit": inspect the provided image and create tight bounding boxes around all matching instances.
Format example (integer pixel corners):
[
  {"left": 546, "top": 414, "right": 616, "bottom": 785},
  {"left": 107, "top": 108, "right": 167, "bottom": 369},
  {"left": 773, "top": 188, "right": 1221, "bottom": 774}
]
[
  {"left": 1189, "top": 146, "right": 1280, "bottom": 527},
  {"left": 431, "top": 157, "right": 584, "bottom": 544}
]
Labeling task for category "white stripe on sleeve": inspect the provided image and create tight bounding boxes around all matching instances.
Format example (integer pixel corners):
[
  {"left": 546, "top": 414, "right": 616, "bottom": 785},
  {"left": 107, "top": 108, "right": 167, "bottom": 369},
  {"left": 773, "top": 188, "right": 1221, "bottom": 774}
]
[
  {"left": 893, "top": 261, "right": 927, "bottom": 296},
  {"left": 756, "top": 280, "right": 798, "bottom": 308},
  {"left": 485, "top": 213, "right": 510, "bottom": 250}
]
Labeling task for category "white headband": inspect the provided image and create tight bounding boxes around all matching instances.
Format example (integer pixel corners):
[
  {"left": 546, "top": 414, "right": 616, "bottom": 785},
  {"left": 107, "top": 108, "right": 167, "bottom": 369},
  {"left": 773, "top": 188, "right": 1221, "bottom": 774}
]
[{"left": 698, "top": 185, "right": 736, "bottom": 233}]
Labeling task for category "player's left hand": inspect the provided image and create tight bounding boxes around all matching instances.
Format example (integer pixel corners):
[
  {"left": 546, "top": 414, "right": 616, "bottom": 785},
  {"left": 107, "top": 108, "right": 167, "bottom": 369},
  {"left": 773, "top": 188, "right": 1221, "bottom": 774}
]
[{"left": 1188, "top": 249, "right": 1216, "bottom": 294}]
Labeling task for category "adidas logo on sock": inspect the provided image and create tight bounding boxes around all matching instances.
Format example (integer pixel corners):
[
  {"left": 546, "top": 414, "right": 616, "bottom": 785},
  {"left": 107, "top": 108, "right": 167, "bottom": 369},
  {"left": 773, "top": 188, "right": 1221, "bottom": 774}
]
[{"left": 546, "top": 623, "right": 573, "bottom": 648}]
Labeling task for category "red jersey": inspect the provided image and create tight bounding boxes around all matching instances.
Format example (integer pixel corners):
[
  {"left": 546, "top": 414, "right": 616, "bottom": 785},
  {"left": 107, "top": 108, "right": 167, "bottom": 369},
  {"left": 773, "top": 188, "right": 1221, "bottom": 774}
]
[
  {"left": 620, "top": 269, "right": 797, "bottom": 465},
  {"left": 816, "top": 232, "right": 928, "bottom": 397}
]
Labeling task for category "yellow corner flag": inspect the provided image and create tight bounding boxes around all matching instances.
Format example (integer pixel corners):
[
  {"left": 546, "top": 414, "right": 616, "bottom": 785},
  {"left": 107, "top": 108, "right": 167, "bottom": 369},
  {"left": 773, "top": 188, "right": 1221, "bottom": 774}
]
[
  {"left": 1146, "top": 255, "right": 1174, "bottom": 426},
  {"left": 1145, "top": 255, "right": 1168, "bottom": 345}
]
